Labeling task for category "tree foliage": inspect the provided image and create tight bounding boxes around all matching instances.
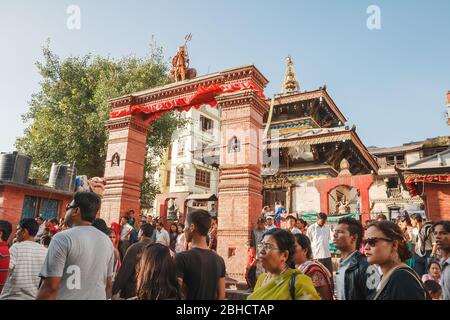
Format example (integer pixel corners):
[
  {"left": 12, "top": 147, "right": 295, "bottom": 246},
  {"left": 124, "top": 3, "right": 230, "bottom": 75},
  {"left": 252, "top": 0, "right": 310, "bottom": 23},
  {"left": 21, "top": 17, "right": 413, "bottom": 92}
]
[{"left": 16, "top": 39, "right": 186, "bottom": 205}]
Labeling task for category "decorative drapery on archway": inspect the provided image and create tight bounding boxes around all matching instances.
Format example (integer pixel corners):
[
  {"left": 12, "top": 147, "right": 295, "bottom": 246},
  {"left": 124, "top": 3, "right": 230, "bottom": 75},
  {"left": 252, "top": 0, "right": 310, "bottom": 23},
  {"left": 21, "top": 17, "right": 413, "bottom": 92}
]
[{"left": 110, "top": 80, "right": 265, "bottom": 123}]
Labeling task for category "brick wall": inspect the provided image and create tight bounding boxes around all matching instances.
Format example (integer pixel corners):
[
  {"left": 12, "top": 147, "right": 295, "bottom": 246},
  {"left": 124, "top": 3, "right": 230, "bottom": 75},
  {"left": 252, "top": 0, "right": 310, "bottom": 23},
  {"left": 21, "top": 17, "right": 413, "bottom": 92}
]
[
  {"left": 0, "top": 185, "right": 72, "bottom": 242},
  {"left": 424, "top": 183, "right": 450, "bottom": 221}
]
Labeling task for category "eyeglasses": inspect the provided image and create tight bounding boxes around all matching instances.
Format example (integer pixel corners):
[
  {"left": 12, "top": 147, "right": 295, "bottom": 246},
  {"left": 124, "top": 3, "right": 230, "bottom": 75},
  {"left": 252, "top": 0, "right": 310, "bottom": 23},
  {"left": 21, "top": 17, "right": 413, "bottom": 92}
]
[
  {"left": 362, "top": 237, "right": 393, "bottom": 247},
  {"left": 257, "top": 242, "right": 280, "bottom": 252}
]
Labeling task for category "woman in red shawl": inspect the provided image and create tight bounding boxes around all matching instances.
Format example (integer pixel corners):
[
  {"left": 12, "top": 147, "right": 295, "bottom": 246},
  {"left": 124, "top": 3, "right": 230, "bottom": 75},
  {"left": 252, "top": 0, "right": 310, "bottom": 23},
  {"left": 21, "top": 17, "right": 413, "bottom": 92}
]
[
  {"left": 110, "top": 222, "right": 121, "bottom": 248},
  {"left": 293, "top": 233, "right": 334, "bottom": 300}
]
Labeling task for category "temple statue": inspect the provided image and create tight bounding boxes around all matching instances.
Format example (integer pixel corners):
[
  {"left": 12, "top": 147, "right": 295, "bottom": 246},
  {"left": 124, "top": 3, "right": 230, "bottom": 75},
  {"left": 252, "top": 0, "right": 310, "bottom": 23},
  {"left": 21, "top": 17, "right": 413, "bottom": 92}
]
[
  {"left": 167, "top": 198, "right": 179, "bottom": 221},
  {"left": 171, "top": 34, "right": 197, "bottom": 82}
]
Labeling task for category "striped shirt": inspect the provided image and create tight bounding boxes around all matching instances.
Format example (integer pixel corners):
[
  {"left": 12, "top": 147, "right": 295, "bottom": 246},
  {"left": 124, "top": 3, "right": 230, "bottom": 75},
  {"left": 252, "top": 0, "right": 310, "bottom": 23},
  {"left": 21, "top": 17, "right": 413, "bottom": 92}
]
[{"left": 0, "top": 241, "right": 47, "bottom": 300}]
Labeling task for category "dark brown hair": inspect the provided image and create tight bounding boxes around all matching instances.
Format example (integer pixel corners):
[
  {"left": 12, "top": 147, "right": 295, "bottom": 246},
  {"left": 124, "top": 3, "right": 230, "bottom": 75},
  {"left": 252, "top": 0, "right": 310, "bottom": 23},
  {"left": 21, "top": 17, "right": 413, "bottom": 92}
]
[
  {"left": 368, "top": 220, "right": 412, "bottom": 262},
  {"left": 135, "top": 243, "right": 182, "bottom": 300}
]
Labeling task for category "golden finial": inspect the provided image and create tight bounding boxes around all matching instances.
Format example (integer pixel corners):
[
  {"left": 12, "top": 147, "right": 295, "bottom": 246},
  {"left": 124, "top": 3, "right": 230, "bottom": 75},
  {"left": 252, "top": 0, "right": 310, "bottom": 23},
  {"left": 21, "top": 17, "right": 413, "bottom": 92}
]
[{"left": 281, "top": 55, "right": 300, "bottom": 94}]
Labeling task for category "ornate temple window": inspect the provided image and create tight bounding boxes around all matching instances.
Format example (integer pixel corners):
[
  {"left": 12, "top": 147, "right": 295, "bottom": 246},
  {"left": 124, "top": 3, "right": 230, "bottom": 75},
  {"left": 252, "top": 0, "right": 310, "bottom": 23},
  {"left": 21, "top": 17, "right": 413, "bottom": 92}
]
[
  {"left": 111, "top": 152, "right": 120, "bottom": 167},
  {"left": 228, "top": 136, "right": 240, "bottom": 153}
]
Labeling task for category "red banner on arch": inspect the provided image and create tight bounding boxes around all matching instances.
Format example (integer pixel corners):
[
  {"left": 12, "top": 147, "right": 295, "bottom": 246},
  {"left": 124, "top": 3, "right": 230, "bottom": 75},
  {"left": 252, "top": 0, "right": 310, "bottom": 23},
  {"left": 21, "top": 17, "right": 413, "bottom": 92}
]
[{"left": 110, "top": 80, "right": 265, "bottom": 123}]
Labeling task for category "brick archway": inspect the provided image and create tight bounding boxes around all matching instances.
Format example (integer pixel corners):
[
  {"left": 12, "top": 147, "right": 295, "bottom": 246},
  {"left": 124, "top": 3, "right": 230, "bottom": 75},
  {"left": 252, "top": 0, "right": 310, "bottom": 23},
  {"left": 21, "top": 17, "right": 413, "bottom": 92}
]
[
  {"left": 314, "top": 174, "right": 374, "bottom": 222},
  {"left": 101, "top": 65, "right": 269, "bottom": 280}
]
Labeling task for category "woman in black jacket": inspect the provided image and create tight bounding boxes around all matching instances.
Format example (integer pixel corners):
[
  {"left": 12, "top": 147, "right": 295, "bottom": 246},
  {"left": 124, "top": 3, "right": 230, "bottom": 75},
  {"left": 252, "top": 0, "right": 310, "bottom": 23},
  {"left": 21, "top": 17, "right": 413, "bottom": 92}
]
[{"left": 364, "top": 221, "right": 428, "bottom": 300}]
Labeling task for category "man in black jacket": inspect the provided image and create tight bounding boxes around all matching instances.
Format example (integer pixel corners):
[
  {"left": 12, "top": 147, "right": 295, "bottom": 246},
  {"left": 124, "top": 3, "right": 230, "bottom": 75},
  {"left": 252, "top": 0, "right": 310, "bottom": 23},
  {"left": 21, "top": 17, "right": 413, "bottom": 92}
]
[
  {"left": 333, "top": 217, "right": 378, "bottom": 300},
  {"left": 112, "top": 223, "right": 154, "bottom": 299}
]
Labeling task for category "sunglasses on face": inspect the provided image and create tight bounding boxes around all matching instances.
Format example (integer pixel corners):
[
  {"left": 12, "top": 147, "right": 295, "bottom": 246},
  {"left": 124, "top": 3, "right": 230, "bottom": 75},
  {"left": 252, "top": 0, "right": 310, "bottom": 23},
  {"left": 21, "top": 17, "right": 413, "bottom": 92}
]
[{"left": 362, "top": 237, "right": 393, "bottom": 247}]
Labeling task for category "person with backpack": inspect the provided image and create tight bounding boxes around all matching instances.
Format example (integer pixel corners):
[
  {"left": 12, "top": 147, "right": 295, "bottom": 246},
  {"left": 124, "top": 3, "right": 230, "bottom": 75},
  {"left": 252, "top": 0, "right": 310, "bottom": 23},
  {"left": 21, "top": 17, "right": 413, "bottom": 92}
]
[
  {"left": 364, "top": 220, "right": 429, "bottom": 300},
  {"left": 411, "top": 214, "right": 435, "bottom": 277},
  {"left": 247, "top": 228, "right": 320, "bottom": 300}
]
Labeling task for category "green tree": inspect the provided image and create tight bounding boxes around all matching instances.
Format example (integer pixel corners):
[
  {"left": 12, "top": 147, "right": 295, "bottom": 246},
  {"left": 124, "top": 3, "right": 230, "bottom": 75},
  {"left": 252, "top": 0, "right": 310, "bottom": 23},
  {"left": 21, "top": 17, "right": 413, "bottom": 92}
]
[{"left": 16, "top": 39, "right": 186, "bottom": 205}]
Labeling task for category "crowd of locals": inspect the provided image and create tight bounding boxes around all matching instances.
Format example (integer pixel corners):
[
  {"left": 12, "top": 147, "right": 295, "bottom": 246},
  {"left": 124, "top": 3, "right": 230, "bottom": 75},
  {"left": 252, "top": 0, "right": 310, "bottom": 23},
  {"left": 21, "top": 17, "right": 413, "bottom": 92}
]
[
  {"left": 0, "top": 192, "right": 448, "bottom": 300},
  {"left": 245, "top": 203, "right": 449, "bottom": 300}
]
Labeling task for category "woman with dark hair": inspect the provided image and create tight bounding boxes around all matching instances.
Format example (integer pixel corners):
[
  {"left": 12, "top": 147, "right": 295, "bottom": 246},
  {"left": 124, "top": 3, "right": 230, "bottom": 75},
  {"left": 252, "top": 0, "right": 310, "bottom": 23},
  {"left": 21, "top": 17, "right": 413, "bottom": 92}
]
[
  {"left": 107, "top": 228, "right": 121, "bottom": 279},
  {"left": 175, "top": 223, "right": 186, "bottom": 253},
  {"left": 247, "top": 229, "right": 320, "bottom": 300},
  {"left": 364, "top": 221, "right": 428, "bottom": 300},
  {"left": 169, "top": 223, "right": 178, "bottom": 252},
  {"left": 397, "top": 214, "right": 415, "bottom": 268},
  {"left": 293, "top": 234, "right": 334, "bottom": 300},
  {"left": 134, "top": 243, "right": 183, "bottom": 300},
  {"left": 296, "top": 218, "right": 308, "bottom": 235},
  {"left": 92, "top": 218, "right": 109, "bottom": 234},
  {"left": 422, "top": 260, "right": 441, "bottom": 283}
]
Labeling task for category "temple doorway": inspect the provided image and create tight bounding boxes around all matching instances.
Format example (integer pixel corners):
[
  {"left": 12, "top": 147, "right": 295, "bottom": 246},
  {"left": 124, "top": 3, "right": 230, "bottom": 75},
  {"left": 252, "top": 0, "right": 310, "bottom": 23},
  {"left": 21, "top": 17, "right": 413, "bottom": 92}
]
[
  {"left": 263, "top": 188, "right": 286, "bottom": 211},
  {"left": 328, "top": 185, "right": 359, "bottom": 214}
]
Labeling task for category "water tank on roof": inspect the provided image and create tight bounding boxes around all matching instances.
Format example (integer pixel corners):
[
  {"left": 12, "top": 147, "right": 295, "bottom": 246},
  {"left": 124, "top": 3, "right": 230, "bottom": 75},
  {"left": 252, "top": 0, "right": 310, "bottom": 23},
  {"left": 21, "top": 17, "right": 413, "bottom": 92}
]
[
  {"left": 48, "top": 163, "right": 77, "bottom": 192},
  {"left": 0, "top": 152, "right": 32, "bottom": 184}
]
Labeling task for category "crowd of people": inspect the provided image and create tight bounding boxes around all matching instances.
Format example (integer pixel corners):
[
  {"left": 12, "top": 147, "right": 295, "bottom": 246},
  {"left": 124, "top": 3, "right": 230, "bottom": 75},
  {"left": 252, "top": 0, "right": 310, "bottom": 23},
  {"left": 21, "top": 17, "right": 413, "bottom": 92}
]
[
  {"left": 0, "top": 191, "right": 449, "bottom": 300},
  {"left": 246, "top": 204, "right": 449, "bottom": 300}
]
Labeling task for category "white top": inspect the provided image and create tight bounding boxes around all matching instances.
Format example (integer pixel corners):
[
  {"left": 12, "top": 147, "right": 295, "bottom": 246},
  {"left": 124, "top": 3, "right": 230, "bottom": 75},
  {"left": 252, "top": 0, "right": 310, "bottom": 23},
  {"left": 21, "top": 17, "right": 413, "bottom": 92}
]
[
  {"left": 120, "top": 223, "right": 133, "bottom": 241},
  {"left": 306, "top": 222, "right": 331, "bottom": 259},
  {"left": 175, "top": 233, "right": 186, "bottom": 253},
  {"left": 0, "top": 241, "right": 47, "bottom": 300},
  {"left": 289, "top": 227, "right": 302, "bottom": 235},
  {"left": 34, "top": 224, "right": 46, "bottom": 241},
  {"left": 155, "top": 228, "right": 170, "bottom": 247},
  {"left": 265, "top": 224, "right": 276, "bottom": 230}
]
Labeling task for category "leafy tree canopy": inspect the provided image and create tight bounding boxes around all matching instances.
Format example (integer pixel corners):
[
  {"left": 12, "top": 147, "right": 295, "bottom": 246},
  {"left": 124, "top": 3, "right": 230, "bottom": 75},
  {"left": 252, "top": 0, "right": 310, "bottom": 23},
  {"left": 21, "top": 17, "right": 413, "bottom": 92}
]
[{"left": 16, "top": 39, "right": 186, "bottom": 205}]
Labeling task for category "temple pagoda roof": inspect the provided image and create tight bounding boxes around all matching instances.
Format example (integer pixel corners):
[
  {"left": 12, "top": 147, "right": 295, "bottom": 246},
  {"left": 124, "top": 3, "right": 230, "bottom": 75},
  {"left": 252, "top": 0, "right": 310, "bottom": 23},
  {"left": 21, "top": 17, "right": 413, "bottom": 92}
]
[{"left": 264, "top": 125, "right": 379, "bottom": 172}]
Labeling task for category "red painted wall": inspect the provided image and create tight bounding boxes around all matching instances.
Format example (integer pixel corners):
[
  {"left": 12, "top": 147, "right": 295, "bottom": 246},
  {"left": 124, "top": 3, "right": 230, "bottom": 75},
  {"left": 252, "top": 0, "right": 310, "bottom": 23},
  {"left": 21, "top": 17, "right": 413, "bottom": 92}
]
[
  {"left": 314, "top": 174, "right": 374, "bottom": 223},
  {"left": 0, "top": 185, "right": 73, "bottom": 242}
]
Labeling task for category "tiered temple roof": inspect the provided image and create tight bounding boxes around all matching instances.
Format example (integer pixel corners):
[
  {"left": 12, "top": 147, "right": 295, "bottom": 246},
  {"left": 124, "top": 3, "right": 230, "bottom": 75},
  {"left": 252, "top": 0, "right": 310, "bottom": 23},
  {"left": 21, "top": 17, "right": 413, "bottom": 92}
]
[{"left": 262, "top": 56, "right": 378, "bottom": 181}]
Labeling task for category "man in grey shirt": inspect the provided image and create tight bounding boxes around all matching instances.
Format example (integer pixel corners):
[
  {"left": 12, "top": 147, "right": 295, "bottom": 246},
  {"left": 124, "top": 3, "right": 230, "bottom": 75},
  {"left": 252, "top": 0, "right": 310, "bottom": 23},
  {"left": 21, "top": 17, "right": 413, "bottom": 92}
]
[
  {"left": 433, "top": 221, "right": 450, "bottom": 300},
  {"left": 37, "top": 192, "right": 115, "bottom": 300}
]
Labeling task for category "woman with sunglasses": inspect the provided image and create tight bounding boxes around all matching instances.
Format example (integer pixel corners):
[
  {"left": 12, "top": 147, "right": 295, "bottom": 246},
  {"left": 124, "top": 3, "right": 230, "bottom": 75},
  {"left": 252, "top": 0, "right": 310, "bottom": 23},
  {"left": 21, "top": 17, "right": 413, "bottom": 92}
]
[
  {"left": 247, "top": 228, "right": 320, "bottom": 300},
  {"left": 364, "top": 221, "right": 428, "bottom": 300}
]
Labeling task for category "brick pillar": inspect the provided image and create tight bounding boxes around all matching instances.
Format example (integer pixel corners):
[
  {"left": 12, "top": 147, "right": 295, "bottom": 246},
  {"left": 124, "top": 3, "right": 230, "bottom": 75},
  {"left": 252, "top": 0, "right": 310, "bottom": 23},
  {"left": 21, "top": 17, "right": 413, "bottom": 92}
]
[
  {"left": 100, "top": 115, "right": 150, "bottom": 226},
  {"left": 216, "top": 90, "right": 268, "bottom": 282}
]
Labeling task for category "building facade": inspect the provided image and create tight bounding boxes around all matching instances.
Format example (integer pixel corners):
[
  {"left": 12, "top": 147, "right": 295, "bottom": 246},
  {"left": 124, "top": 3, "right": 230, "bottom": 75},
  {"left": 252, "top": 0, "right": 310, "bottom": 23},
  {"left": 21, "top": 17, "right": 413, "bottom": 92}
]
[
  {"left": 368, "top": 136, "right": 449, "bottom": 219},
  {"left": 153, "top": 105, "right": 220, "bottom": 221}
]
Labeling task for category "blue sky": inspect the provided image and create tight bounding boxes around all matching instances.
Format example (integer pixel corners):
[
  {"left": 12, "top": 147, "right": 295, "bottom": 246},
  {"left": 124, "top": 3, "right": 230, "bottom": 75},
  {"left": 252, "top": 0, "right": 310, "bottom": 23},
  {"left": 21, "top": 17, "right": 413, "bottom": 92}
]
[{"left": 1, "top": 0, "right": 449, "bottom": 152}]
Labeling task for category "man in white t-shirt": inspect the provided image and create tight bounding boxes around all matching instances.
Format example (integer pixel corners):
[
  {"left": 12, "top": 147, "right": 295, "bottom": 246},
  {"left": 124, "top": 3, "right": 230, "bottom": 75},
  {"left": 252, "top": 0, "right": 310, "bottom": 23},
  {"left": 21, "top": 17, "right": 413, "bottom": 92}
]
[
  {"left": 0, "top": 218, "right": 47, "bottom": 300},
  {"left": 119, "top": 216, "right": 134, "bottom": 260},
  {"left": 37, "top": 192, "right": 114, "bottom": 300},
  {"left": 307, "top": 212, "right": 333, "bottom": 278},
  {"left": 155, "top": 221, "right": 170, "bottom": 247}
]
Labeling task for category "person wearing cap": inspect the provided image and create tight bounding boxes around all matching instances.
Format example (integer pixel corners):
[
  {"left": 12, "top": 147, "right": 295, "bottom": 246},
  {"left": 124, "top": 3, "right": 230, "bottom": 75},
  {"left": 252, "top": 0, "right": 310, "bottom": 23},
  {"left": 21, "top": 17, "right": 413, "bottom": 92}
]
[{"left": 265, "top": 216, "right": 276, "bottom": 230}]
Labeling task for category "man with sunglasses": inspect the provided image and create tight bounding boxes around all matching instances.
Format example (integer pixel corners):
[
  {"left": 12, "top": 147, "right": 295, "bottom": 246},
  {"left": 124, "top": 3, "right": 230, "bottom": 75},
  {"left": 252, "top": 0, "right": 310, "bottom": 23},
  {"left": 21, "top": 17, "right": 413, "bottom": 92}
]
[
  {"left": 37, "top": 192, "right": 115, "bottom": 300},
  {"left": 333, "top": 217, "right": 378, "bottom": 300}
]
